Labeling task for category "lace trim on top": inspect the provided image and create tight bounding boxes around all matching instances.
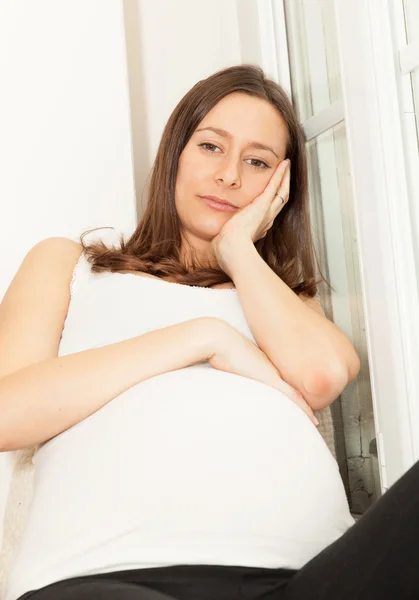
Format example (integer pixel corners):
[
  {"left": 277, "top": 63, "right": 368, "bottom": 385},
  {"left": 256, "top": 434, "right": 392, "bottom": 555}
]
[{"left": 69, "top": 252, "right": 86, "bottom": 300}]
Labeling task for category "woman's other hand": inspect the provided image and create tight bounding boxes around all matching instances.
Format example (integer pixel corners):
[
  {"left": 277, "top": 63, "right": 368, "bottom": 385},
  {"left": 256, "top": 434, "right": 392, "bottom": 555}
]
[{"left": 205, "top": 319, "right": 319, "bottom": 427}]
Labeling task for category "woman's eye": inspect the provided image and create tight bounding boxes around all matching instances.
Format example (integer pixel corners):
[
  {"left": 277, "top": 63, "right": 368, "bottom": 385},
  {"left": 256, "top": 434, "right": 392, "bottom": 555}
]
[
  {"left": 199, "top": 143, "right": 269, "bottom": 170},
  {"left": 245, "top": 158, "right": 269, "bottom": 170},
  {"left": 199, "top": 142, "right": 221, "bottom": 152}
]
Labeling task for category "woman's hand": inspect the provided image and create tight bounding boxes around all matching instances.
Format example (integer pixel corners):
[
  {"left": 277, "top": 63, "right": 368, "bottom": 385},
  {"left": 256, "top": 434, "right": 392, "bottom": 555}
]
[
  {"left": 205, "top": 319, "right": 319, "bottom": 427},
  {"left": 211, "top": 159, "right": 291, "bottom": 272}
]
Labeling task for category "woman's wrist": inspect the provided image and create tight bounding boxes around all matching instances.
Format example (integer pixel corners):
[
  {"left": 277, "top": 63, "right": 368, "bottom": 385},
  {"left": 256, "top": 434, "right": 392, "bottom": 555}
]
[{"left": 192, "top": 317, "right": 232, "bottom": 362}]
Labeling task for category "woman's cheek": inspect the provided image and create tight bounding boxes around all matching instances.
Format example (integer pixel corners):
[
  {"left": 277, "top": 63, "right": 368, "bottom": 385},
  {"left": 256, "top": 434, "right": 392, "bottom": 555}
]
[
  {"left": 181, "top": 156, "right": 205, "bottom": 183},
  {"left": 244, "top": 176, "right": 268, "bottom": 202}
]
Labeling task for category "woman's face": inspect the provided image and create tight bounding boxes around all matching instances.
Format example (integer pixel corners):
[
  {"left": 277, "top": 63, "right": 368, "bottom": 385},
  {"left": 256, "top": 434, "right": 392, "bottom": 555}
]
[{"left": 175, "top": 92, "right": 289, "bottom": 255}]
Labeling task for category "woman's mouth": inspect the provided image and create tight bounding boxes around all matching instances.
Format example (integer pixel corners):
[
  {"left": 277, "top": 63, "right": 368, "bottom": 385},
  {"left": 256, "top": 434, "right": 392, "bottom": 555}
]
[{"left": 200, "top": 196, "right": 238, "bottom": 212}]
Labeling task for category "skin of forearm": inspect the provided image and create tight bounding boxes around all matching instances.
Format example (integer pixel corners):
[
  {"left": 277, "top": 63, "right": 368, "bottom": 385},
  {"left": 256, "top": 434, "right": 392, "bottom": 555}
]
[
  {"left": 0, "top": 317, "right": 217, "bottom": 451},
  {"left": 225, "top": 240, "right": 358, "bottom": 409}
]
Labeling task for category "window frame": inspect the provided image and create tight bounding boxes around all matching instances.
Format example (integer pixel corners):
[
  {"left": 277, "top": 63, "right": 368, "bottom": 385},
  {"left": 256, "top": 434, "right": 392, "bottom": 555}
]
[{"left": 237, "top": 0, "right": 419, "bottom": 491}]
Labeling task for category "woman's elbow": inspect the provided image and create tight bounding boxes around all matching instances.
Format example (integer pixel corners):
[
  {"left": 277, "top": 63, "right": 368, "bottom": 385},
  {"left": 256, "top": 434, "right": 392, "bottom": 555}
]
[
  {"left": 303, "top": 359, "right": 358, "bottom": 411},
  {"left": 347, "top": 350, "right": 361, "bottom": 383}
]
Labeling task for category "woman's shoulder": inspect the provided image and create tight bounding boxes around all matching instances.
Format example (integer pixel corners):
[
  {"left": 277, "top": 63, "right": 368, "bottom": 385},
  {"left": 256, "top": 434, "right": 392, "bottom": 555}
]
[
  {"left": 25, "top": 238, "right": 85, "bottom": 295},
  {"left": 16, "top": 238, "right": 84, "bottom": 286},
  {"left": 29, "top": 236, "right": 83, "bottom": 262}
]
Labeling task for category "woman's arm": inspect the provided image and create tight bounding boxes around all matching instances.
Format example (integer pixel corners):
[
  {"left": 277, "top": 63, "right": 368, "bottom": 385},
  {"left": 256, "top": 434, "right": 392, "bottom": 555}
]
[
  {"left": 0, "top": 317, "right": 219, "bottom": 452},
  {"left": 220, "top": 237, "right": 360, "bottom": 411},
  {"left": 0, "top": 237, "right": 221, "bottom": 452},
  {"left": 210, "top": 159, "right": 360, "bottom": 411}
]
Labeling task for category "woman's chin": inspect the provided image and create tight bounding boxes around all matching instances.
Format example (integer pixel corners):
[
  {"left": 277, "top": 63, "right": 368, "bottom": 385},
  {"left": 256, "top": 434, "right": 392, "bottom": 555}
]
[
  {"left": 193, "top": 216, "right": 226, "bottom": 241},
  {"left": 202, "top": 226, "right": 225, "bottom": 243}
]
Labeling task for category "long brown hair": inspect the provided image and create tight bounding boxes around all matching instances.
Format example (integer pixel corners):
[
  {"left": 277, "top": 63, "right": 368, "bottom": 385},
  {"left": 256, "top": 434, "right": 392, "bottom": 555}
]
[{"left": 79, "top": 64, "right": 325, "bottom": 296}]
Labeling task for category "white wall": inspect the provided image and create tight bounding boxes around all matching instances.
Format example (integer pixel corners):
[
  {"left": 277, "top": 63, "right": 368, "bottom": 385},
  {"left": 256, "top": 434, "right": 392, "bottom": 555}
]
[
  {"left": 135, "top": 0, "right": 241, "bottom": 155},
  {"left": 0, "top": 0, "right": 243, "bottom": 549},
  {"left": 0, "top": 0, "right": 137, "bottom": 546},
  {"left": 124, "top": 0, "right": 242, "bottom": 214}
]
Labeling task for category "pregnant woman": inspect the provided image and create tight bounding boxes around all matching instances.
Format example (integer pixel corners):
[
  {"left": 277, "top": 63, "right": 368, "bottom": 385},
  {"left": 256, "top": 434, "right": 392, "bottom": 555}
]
[{"left": 1, "top": 65, "right": 417, "bottom": 600}]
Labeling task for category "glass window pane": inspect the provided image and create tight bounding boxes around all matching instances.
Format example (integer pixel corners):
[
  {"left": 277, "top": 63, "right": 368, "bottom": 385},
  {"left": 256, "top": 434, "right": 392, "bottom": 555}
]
[
  {"left": 404, "top": 0, "right": 419, "bottom": 128},
  {"left": 402, "top": 0, "right": 419, "bottom": 279},
  {"left": 284, "top": 0, "right": 342, "bottom": 121},
  {"left": 307, "top": 122, "right": 380, "bottom": 513}
]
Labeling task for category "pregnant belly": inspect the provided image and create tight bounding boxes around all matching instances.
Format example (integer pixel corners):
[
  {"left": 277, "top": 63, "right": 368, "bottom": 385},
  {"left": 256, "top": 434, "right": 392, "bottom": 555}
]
[{"left": 31, "top": 365, "right": 354, "bottom": 559}]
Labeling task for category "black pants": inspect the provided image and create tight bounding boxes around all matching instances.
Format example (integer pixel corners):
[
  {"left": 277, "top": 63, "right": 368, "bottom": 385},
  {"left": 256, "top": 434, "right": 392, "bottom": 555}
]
[{"left": 19, "top": 458, "right": 419, "bottom": 600}]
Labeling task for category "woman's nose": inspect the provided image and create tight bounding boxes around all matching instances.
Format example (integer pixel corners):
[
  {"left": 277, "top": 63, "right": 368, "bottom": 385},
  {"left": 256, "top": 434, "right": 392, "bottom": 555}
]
[{"left": 214, "top": 157, "right": 242, "bottom": 188}]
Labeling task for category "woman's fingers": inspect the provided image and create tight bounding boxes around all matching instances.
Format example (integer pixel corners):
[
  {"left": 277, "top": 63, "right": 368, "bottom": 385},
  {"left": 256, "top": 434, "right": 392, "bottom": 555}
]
[
  {"left": 275, "top": 378, "right": 319, "bottom": 427},
  {"left": 272, "top": 162, "right": 291, "bottom": 208},
  {"left": 265, "top": 159, "right": 289, "bottom": 199},
  {"left": 294, "top": 397, "right": 320, "bottom": 427}
]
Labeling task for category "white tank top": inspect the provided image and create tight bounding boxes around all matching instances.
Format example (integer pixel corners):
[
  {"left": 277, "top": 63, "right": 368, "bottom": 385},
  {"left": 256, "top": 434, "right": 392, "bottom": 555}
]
[{"left": 5, "top": 242, "right": 355, "bottom": 600}]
